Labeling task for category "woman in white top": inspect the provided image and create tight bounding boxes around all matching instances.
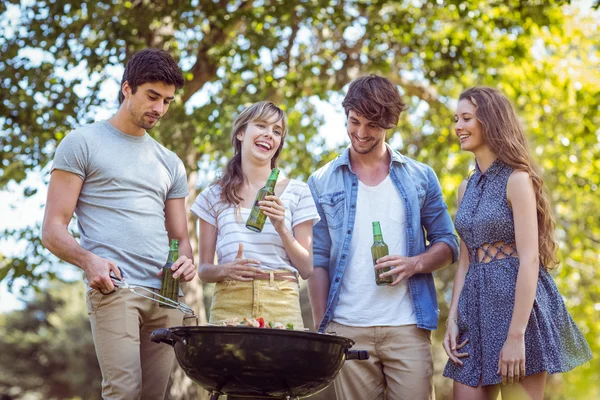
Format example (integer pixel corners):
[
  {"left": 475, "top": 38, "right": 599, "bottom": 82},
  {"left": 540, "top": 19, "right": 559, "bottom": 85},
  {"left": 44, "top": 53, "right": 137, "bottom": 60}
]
[{"left": 191, "top": 101, "right": 319, "bottom": 328}]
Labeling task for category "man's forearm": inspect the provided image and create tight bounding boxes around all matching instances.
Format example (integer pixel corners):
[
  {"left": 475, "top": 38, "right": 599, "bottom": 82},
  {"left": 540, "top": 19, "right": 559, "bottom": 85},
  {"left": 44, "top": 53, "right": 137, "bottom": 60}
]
[
  {"left": 42, "top": 223, "right": 94, "bottom": 270},
  {"left": 177, "top": 239, "right": 193, "bottom": 260},
  {"left": 416, "top": 241, "right": 454, "bottom": 274}
]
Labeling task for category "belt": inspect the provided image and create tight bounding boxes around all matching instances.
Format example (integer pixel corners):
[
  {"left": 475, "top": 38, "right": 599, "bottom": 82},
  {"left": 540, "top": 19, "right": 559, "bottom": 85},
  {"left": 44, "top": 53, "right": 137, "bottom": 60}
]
[{"left": 253, "top": 271, "right": 298, "bottom": 283}]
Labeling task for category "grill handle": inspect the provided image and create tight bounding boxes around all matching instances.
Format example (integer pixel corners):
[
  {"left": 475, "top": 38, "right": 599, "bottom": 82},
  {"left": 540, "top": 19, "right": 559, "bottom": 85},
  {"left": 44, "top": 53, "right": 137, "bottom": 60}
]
[
  {"left": 151, "top": 328, "right": 185, "bottom": 347},
  {"left": 346, "top": 350, "right": 369, "bottom": 360}
]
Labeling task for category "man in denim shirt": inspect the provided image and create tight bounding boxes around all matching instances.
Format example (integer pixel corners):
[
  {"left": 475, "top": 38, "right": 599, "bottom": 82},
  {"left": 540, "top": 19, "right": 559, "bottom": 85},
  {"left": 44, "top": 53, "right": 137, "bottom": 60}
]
[{"left": 308, "top": 75, "right": 459, "bottom": 400}]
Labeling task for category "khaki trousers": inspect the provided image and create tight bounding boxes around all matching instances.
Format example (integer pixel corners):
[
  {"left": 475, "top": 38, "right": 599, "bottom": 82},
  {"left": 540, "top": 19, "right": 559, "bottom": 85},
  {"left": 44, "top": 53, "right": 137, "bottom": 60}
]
[
  {"left": 86, "top": 288, "right": 183, "bottom": 400},
  {"left": 327, "top": 322, "right": 435, "bottom": 400}
]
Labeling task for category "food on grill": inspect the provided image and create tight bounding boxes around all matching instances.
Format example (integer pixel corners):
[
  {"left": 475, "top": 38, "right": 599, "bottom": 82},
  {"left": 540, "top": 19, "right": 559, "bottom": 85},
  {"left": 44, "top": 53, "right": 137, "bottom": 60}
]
[
  {"left": 220, "top": 317, "right": 241, "bottom": 326},
  {"left": 244, "top": 317, "right": 261, "bottom": 328},
  {"left": 217, "top": 317, "right": 294, "bottom": 330}
]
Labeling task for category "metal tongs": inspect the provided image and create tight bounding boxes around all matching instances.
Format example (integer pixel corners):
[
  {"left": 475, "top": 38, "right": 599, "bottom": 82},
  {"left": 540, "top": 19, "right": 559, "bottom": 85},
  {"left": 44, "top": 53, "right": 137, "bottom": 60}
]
[{"left": 107, "top": 267, "right": 199, "bottom": 326}]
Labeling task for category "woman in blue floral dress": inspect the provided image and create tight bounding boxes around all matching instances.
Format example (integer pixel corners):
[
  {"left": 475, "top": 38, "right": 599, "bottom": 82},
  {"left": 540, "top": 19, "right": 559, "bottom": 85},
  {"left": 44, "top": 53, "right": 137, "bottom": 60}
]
[{"left": 442, "top": 87, "right": 591, "bottom": 399}]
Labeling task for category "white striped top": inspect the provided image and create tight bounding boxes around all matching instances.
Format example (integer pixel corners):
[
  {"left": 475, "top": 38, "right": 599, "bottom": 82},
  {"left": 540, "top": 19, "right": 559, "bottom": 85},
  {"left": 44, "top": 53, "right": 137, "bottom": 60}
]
[{"left": 191, "top": 179, "right": 320, "bottom": 273}]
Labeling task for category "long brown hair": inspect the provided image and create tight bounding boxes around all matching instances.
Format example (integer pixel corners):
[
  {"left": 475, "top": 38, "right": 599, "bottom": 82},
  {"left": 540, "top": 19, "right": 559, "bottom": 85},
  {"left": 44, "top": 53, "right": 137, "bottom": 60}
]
[
  {"left": 460, "top": 87, "right": 558, "bottom": 269},
  {"left": 215, "top": 101, "right": 287, "bottom": 206}
]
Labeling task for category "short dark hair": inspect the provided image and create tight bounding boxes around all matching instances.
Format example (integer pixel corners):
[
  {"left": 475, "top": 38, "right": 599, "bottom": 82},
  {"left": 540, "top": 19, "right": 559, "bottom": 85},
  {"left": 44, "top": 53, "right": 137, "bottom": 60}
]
[
  {"left": 342, "top": 74, "right": 408, "bottom": 129},
  {"left": 118, "top": 48, "right": 185, "bottom": 103}
]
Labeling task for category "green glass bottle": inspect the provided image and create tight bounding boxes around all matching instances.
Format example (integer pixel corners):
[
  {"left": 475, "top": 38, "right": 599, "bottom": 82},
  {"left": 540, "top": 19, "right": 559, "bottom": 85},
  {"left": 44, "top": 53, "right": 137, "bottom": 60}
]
[
  {"left": 159, "top": 239, "right": 179, "bottom": 308},
  {"left": 372, "top": 221, "right": 393, "bottom": 286},
  {"left": 246, "top": 168, "right": 280, "bottom": 232}
]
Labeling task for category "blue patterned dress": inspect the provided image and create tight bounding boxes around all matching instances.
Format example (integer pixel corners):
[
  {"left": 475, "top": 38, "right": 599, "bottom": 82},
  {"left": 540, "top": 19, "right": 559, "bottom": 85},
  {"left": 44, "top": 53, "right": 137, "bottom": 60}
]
[{"left": 443, "top": 159, "right": 592, "bottom": 387}]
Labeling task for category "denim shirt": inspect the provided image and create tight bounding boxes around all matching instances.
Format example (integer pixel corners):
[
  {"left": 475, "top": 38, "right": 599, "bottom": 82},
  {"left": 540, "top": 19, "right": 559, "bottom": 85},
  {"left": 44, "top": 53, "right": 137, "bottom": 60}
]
[{"left": 308, "top": 144, "right": 459, "bottom": 333}]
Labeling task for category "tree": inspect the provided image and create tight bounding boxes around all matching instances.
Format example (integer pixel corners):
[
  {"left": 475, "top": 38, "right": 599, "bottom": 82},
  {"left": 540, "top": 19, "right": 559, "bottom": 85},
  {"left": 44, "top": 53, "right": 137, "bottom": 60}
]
[
  {"left": 0, "top": 281, "right": 102, "bottom": 399},
  {"left": 1, "top": 1, "right": 598, "bottom": 398}
]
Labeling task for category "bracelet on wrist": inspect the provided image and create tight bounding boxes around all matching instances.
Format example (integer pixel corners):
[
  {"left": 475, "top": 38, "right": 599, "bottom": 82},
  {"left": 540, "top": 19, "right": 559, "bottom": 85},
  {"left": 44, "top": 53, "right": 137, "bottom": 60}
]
[{"left": 445, "top": 317, "right": 458, "bottom": 327}]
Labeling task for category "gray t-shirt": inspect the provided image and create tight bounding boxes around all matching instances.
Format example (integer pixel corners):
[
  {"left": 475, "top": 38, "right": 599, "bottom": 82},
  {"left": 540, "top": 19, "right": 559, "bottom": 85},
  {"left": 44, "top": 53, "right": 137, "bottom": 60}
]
[{"left": 51, "top": 120, "right": 189, "bottom": 289}]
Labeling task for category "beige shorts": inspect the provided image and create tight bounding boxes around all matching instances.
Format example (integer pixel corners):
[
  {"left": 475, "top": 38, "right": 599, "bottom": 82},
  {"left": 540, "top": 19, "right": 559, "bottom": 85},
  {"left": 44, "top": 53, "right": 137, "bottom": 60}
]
[{"left": 209, "top": 274, "right": 304, "bottom": 329}]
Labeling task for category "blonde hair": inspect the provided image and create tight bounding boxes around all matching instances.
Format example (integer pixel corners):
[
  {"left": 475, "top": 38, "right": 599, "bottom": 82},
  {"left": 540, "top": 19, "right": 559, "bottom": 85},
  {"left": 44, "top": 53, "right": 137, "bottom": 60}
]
[
  {"left": 460, "top": 87, "right": 558, "bottom": 269},
  {"left": 215, "top": 101, "right": 287, "bottom": 206}
]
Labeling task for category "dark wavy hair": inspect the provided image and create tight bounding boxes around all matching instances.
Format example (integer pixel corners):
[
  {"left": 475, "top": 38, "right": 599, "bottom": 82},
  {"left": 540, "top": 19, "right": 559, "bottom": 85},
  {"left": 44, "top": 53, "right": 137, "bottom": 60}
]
[
  {"left": 119, "top": 48, "right": 184, "bottom": 103},
  {"left": 460, "top": 87, "right": 558, "bottom": 269},
  {"left": 342, "top": 74, "right": 408, "bottom": 129}
]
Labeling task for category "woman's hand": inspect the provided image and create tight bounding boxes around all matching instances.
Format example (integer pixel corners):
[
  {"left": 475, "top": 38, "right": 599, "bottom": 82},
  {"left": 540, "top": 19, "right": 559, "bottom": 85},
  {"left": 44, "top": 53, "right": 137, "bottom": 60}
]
[
  {"left": 442, "top": 318, "right": 469, "bottom": 366},
  {"left": 259, "top": 195, "right": 287, "bottom": 234},
  {"left": 497, "top": 333, "right": 526, "bottom": 384},
  {"left": 220, "top": 243, "right": 263, "bottom": 281}
]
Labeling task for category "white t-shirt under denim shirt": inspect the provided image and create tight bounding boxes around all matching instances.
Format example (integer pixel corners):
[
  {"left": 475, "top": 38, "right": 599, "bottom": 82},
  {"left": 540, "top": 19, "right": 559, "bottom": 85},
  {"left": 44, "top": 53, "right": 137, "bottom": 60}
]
[
  {"left": 191, "top": 180, "right": 320, "bottom": 274},
  {"left": 333, "top": 175, "right": 417, "bottom": 326}
]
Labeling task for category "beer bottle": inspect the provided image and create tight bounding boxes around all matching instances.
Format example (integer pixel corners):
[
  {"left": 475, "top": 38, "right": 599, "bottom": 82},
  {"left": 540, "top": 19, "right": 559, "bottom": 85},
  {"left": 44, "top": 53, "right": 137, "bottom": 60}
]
[
  {"left": 372, "top": 221, "right": 393, "bottom": 286},
  {"left": 246, "top": 168, "right": 280, "bottom": 232},
  {"left": 159, "top": 239, "right": 179, "bottom": 308}
]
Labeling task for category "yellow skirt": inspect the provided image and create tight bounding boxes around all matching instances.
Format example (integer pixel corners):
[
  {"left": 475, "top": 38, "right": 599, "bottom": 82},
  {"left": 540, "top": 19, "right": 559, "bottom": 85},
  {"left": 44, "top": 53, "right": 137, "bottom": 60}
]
[{"left": 209, "top": 274, "right": 304, "bottom": 329}]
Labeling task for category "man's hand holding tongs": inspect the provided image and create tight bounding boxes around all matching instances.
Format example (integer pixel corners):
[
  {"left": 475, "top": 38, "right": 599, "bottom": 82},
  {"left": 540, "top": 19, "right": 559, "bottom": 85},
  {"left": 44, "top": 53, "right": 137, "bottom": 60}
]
[{"left": 85, "top": 253, "right": 122, "bottom": 294}]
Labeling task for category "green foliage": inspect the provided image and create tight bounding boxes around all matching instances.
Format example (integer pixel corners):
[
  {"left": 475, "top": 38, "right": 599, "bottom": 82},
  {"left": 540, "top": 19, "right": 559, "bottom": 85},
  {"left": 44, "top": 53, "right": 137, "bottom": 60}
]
[
  {"left": 0, "top": 1, "right": 598, "bottom": 398},
  {"left": 0, "top": 281, "right": 101, "bottom": 399}
]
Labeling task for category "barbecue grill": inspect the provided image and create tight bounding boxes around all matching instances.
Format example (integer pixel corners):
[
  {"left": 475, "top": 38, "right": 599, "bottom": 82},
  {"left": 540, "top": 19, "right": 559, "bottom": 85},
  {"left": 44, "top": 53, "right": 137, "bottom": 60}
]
[
  {"left": 107, "top": 270, "right": 368, "bottom": 399},
  {"left": 152, "top": 326, "right": 368, "bottom": 399}
]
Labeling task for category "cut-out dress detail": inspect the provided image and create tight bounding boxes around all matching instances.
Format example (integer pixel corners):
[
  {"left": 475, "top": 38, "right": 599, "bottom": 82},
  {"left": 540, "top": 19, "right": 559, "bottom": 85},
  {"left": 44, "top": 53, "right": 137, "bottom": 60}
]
[
  {"left": 443, "top": 159, "right": 591, "bottom": 387},
  {"left": 470, "top": 241, "right": 518, "bottom": 263}
]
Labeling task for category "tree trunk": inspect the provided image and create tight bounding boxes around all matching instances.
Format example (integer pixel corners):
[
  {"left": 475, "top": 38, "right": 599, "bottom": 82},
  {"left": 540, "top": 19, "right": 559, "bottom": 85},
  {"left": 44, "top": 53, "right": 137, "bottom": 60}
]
[
  {"left": 166, "top": 168, "right": 211, "bottom": 400},
  {"left": 299, "top": 282, "right": 338, "bottom": 400}
]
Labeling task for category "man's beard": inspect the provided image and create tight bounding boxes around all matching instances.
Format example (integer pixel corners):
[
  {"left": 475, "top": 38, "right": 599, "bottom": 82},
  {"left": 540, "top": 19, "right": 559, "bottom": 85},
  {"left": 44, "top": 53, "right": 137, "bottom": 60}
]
[
  {"left": 351, "top": 135, "right": 381, "bottom": 154},
  {"left": 129, "top": 105, "right": 160, "bottom": 130}
]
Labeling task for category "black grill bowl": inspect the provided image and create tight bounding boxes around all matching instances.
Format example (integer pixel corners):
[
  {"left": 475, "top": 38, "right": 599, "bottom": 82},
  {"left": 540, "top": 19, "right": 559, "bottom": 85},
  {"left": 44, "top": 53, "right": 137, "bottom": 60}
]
[{"left": 151, "top": 326, "right": 368, "bottom": 398}]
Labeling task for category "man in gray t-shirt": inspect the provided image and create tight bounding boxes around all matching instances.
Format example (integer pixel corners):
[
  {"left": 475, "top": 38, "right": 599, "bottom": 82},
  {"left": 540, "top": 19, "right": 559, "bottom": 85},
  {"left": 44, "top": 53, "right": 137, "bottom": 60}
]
[{"left": 42, "top": 49, "right": 196, "bottom": 400}]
